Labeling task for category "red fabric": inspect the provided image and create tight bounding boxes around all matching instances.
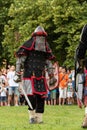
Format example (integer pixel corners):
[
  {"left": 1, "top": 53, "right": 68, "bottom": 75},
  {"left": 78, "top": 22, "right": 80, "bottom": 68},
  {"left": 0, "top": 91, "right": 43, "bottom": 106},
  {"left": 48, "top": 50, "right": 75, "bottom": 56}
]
[
  {"left": 84, "top": 96, "right": 87, "bottom": 106},
  {"left": 77, "top": 98, "right": 83, "bottom": 109},
  {"left": 32, "top": 31, "right": 47, "bottom": 37},
  {"left": 84, "top": 70, "right": 87, "bottom": 74},
  {"left": 85, "top": 75, "right": 87, "bottom": 87},
  {"left": 31, "top": 76, "right": 48, "bottom": 95}
]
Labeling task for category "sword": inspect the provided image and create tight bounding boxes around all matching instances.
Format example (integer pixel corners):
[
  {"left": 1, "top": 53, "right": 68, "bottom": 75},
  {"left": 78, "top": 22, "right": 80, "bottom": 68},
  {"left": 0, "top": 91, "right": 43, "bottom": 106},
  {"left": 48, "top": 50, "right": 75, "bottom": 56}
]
[{"left": 19, "top": 82, "right": 33, "bottom": 110}]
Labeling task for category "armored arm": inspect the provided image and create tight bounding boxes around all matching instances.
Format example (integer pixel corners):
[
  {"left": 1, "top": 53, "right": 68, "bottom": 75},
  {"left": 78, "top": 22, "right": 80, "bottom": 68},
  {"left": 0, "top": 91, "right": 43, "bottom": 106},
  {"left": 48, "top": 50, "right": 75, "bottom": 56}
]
[
  {"left": 46, "top": 60, "right": 57, "bottom": 86},
  {"left": 46, "top": 60, "right": 54, "bottom": 76},
  {"left": 14, "top": 56, "right": 26, "bottom": 82},
  {"left": 16, "top": 56, "right": 26, "bottom": 73}
]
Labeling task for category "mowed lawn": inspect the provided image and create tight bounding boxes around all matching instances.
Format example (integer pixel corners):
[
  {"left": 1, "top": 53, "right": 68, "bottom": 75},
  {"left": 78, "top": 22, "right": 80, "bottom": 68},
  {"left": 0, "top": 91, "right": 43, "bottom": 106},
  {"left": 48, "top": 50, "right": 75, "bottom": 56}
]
[{"left": 0, "top": 105, "right": 85, "bottom": 130}]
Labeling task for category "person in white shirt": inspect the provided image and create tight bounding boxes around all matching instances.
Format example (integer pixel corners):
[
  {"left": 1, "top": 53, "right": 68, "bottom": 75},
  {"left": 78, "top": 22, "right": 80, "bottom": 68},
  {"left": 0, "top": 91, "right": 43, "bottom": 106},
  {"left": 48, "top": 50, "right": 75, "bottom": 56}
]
[
  {"left": 67, "top": 77, "right": 73, "bottom": 105},
  {"left": 0, "top": 70, "right": 8, "bottom": 106},
  {"left": 0, "top": 81, "right": 7, "bottom": 106},
  {"left": 7, "top": 65, "right": 19, "bottom": 106}
]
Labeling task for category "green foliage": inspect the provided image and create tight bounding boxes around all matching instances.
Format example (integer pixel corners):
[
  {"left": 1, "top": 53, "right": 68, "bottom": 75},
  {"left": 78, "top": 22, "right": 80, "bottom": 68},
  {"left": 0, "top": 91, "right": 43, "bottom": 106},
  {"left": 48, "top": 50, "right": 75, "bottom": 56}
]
[
  {"left": 0, "top": 0, "right": 13, "bottom": 66},
  {"left": 52, "top": 0, "right": 87, "bottom": 66},
  {"left": 2, "top": 0, "right": 55, "bottom": 64},
  {"left": 1, "top": 0, "right": 87, "bottom": 66}
]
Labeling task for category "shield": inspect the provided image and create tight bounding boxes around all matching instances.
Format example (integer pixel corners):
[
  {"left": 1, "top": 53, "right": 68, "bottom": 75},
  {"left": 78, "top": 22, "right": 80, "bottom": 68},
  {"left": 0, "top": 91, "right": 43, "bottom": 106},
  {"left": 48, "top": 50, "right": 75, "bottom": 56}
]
[{"left": 46, "top": 61, "right": 59, "bottom": 90}]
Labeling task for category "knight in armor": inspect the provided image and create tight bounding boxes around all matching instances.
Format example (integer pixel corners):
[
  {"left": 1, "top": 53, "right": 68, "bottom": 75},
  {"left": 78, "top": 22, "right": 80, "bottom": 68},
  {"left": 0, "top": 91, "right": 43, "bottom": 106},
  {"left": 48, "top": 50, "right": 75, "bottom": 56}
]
[
  {"left": 75, "top": 24, "right": 87, "bottom": 128},
  {"left": 14, "top": 26, "right": 56, "bottom": 124}
]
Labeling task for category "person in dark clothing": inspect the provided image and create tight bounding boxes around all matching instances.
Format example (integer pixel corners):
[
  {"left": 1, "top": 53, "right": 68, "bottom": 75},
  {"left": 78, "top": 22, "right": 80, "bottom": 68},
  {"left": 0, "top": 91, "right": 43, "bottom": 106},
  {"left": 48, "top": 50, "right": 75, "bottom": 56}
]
[
  {"left": 75, "top": 24, "right": 87, "bottom": 128},
  {"left": 14, "top": 26, "right": 56, "bottom": 124}
]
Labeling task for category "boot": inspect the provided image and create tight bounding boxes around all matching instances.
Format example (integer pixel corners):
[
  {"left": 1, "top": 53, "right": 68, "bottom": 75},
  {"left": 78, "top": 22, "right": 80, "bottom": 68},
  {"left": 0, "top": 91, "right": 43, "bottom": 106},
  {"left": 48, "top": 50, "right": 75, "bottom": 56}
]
[
  {"left": 82, "top": 114, "right": 87, "bottom": 128},
  {"left": 28, "top": 110, "right": 36, "bottom": 124},
  {"left": 35, "top": 113, "right": 43, "bottom": 124}
]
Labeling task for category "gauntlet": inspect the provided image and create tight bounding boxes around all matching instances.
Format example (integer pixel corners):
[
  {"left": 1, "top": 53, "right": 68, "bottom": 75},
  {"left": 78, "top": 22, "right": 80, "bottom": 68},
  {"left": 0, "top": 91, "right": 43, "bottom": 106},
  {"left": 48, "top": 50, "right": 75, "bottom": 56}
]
[{"left": 13, "top": 72, "right": 21, "bottom": 83}]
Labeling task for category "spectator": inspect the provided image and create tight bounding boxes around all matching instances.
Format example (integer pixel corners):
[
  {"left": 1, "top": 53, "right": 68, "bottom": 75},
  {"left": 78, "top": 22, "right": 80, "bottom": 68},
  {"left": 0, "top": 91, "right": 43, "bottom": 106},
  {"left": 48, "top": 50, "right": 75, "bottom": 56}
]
[
  {"left": 59, "top": 66, "right": 68, "bottom": 105},
  {"left": 18, "top": 85, "right": 26, "bottom": 106},
  {"left": 0, "top": 81, "right": 7, "bottom": 106},
  {"left": 67, "top": 77, "right": 73, "bottom": 105},
  {"left": 1, "top": 67, "right": 7, "bottom": 78},
  {"left": 67, "top": 67, "right": 71, "bottom": 75},
  {"left": 56, "top": 66, "right": 62, "bottom": 104},
  {"left": 19, "top": 94, "right": 25, "bottom": 106},
  {"left": 50, "top": 89, "right": 57, "bottom": 105},
  {"left": 0, "top": 69, "right": 8, "bottom": 106},
  {"left": 0, "top": 69, "right": 7, "bottom": 84},
  {"left": 69, "top": 69, "right": 76, "bottom": 104},
  {"left": 6, "top": 64, "right": 11, "bottom": 73},
  {"left": 70, "top": 69, "right": 75, "bottom": 89},
  {"left": 7, "top": 65, "right": 19, "bottom": 106},
  {"left": 76, "top": 68, "right": 85, "bottom": 103},
  {"left": 59, "top": 66, "right": 63, "bottom": 73},
  {"left": 45, "top": 90, "right": 51, "bottom": 105}
]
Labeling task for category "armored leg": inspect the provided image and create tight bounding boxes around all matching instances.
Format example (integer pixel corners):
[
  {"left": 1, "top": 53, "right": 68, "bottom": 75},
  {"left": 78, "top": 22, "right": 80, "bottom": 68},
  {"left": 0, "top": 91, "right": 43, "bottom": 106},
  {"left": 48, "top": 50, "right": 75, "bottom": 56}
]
[
  {"left": 28, "top": 95, "right": 45, "bottom": 124},
  {"left": 35, "top": 94, "right": 45, "bottom": 123},
  {"left": 82, "top": 114, "right": 87, "bottom": 128},
  {"left": 82, "top": 107, "right": 87, "bottom": 128},
  {"left": 28, "top": 95, "right": 36, "bottom": 124},
  {"left": 28, "top": 110, "right": 36, "bottom": 124}
]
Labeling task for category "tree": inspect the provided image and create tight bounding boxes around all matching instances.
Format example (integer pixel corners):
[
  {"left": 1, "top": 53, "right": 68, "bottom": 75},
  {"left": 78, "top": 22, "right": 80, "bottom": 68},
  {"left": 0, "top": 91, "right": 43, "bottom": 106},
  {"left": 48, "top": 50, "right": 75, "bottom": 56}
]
[
  {"left": 3, "top": 0, "right": 56, "bottom": 64},
  {"left": 52, "top": 0, "right": 87, "bottom": 67},
  {"left": 2, "top": 0, "right": 87, "bottom": 67},
  {"left": 0, "top": 0, "right": 13, "bottom": 67}
]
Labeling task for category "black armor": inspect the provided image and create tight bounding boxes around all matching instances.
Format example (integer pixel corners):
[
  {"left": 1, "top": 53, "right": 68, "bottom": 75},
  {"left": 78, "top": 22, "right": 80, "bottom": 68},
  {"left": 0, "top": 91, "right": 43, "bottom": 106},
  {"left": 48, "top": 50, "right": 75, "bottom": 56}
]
[
  {"left": 15, "top": 26, "right": 55, "bottom": 123},
  {"left": 75, "top": 24, "right": 87, "bottom": 128},
  {"left": 23, "top": 51, "right": 47, "bottom": 78},
  {"left": 75, "top": 25, "right": 87, "bottom": 86}
]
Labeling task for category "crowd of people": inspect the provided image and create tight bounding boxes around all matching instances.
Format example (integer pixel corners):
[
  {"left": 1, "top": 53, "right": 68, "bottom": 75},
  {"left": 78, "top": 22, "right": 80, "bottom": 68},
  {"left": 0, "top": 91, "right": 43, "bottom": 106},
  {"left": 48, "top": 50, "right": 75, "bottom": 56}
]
[
  {"left": 0, "top": 64, "right": 77, "bottom": 107},
  {"left": 0, "top": 25, "right": 87, "bottom": 127},
  {"left": 0, "top": 65, "right": 26, "bottom": 106},
  {"left": 45, "top": 66, "right": 77, "bottom": 106},
  {"left": 1, "top": 63, "right": 87, "bottom": 107}
]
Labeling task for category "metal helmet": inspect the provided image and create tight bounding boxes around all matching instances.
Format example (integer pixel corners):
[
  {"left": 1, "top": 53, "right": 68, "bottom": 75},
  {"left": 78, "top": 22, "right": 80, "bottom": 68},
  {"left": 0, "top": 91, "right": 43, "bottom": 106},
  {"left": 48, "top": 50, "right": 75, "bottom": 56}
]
[
  {"left": 32, "top": 26, "right": 47, "bottom": 37},
  {"left": 34, "top": 26, "right": 45, "bottom": 32}
]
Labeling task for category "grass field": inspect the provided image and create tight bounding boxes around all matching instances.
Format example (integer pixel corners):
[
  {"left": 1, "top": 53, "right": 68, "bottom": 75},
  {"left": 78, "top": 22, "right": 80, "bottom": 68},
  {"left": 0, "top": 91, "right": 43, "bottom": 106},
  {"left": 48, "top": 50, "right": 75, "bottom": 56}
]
[{"left": 0, "top": 105, "right": 85, "bottom": 130}]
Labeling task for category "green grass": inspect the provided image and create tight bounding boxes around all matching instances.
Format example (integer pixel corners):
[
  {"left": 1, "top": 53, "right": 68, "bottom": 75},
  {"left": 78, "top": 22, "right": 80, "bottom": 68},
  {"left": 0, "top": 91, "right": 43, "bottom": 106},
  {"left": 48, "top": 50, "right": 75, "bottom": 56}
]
[{"left": 0, "top": 105, "right": 85, "bottom": 130}]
